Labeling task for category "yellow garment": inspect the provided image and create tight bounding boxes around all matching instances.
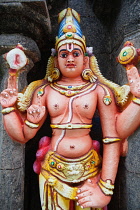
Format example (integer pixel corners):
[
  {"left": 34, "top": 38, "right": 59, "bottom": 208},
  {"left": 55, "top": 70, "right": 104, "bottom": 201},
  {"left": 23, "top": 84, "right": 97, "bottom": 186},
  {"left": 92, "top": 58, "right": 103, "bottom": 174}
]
[
  {"left": 39, "top": 150, "right": 102, "bottom": 210},
  {"left": 41, "top": 150, "right": 101, "bottom": 184}
]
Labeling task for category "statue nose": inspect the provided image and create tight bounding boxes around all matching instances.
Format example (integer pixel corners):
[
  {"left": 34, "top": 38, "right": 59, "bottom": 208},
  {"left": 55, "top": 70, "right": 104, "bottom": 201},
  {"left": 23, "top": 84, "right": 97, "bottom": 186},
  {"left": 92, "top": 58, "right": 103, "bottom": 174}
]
[
  {"left": 67, "top": 55, "right": 74, "bottom": 62},
  {"left": 67, "top": 59, "right": 74, "bottom": 62}
]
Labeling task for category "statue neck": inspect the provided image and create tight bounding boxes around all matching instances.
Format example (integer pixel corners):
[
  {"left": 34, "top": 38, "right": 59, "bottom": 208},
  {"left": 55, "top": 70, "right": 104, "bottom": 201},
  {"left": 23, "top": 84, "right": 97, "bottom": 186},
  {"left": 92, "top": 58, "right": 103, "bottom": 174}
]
[{"left": 59, "top": 76, "right": 86, "bottom": 85}]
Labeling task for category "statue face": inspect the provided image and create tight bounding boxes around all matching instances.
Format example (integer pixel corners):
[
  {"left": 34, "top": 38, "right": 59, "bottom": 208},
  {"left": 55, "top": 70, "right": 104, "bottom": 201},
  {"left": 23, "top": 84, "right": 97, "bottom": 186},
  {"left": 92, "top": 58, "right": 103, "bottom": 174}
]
[{"left": 57, "top": 44, "right": 86, "bottom": 78}]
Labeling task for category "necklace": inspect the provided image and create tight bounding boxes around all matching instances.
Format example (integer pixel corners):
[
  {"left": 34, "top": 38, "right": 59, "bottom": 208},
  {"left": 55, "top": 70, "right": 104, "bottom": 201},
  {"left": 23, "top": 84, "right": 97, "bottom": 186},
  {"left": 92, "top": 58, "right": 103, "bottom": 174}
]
[
  {"left": 50, "top": 82, "right": 94, "bottom": 97},
  {"left": 54, "top": 82, "right": 91, "bottom": 90}
]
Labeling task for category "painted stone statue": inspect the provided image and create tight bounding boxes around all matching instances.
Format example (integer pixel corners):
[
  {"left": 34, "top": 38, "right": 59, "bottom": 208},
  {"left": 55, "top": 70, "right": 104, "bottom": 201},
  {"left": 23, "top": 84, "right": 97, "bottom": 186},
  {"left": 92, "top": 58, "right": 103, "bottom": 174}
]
[{"left": 0, "top": 8, "right": 140, "bottom": 210}]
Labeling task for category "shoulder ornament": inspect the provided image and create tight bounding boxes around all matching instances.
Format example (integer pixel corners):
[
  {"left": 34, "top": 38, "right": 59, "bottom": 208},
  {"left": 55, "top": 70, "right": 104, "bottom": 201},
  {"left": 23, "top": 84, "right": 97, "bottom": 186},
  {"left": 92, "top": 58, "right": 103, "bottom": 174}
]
[{"left": 98, "top": 83, "right": 112, "bottom": 105}]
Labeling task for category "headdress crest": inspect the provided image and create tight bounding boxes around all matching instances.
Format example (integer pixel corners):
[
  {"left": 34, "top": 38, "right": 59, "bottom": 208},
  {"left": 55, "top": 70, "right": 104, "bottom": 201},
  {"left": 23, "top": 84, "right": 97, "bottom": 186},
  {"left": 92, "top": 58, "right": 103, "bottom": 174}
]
[{"left": 55, "top": 8, "right": 86, "bottom": 52}]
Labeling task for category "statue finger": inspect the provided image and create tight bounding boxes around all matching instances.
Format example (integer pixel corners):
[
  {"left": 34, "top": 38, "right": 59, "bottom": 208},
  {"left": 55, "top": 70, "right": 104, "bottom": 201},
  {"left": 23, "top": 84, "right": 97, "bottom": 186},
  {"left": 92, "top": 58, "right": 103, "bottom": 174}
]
[
  {"left": 28, "top": 109, "right": 33, "bottom": 115},
  {"left": 1, "top": 92, "right": 9, "bottom": 98},
  {"left": 0, "top": 99, "right": 7, "bottom": 105},
  {"left": 7, "top": 75, "right": 17, "bottom": 90},
  {"left": 78, "top": 197, "right": 92, "bottom": 208},
  {"left": 32, "top": 110, "right": 36, "bottom": 114},
  {"left": 80, "top": 201, "right": 94, "bottom": 209},
  {"left": 9, "top": 90, "right": 14, "bottom": 94},
  {"left": 127, "top": 66, "right": 139, "bottom": 85},
  {"left": 41, "top": 106, "right": 46, "bottom": 113},
  {"left": 77, "top": 187, "right": 88, "bottom": 195},
  {"left": 36, "top": 108, "right": 40, "bottom": 113},
  {"left": 8, "top": 89, "right": 17, "bottom": 96},
  {"left": 87, "top": 179, "right": 92, "bottom": 183},
  {"left": 37, "top": 95, "right": 42, "bottom": 106},
  {"left": 31, "top": 104, "right": 40, "bottom": 109},
  {"left": 77, "top": 190, "right": 92, "bottom": 199}
]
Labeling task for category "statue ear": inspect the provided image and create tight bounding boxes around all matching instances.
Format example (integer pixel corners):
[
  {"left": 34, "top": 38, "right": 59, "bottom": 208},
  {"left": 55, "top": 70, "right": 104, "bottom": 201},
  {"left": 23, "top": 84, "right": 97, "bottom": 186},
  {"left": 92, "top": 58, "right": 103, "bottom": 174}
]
[{"left": 84, "top": 56, "right": 90, "bottom": 69}]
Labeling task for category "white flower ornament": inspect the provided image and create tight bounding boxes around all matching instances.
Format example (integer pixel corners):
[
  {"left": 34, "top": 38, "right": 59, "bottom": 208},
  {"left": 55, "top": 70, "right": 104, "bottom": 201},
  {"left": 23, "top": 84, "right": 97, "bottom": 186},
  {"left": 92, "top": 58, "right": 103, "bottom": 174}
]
[{"left": 5, "top": 44, "right": 28, "bottom": 76}]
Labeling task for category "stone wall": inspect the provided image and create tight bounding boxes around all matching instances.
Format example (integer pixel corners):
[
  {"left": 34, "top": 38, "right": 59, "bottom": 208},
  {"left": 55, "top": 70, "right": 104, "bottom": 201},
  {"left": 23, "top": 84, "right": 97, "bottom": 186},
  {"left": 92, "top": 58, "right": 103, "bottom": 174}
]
[{"left": 0, "top": 1, "right": 51, "bottom": 210}]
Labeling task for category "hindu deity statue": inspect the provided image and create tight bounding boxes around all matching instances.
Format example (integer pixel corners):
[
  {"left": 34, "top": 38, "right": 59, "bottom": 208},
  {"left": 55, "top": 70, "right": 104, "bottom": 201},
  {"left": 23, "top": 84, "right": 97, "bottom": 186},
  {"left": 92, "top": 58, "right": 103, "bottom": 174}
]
[{"left": 0, "top": 8, "right": 140, "bottom": 210}]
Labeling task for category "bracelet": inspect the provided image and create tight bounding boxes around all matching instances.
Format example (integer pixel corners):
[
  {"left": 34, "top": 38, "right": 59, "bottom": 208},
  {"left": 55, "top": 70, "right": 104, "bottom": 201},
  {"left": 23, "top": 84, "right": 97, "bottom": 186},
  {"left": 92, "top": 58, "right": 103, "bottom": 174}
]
[
  {"left": 99, "top": 178, "right": 114, "bottom": 190},
  {"left": 132, "top": 97, "right": 140, "bottom": 105},
  {"left": 1, "top": 107, "right": 15, "bottom": 115},
  {"left": 25, "top": 120, "right": 39, "bottom": 129},
  {"left": 98, "top": 178, "right": 114, "bottom": 196},
  {"left": 98, "top": 181, "right": 113, "bottom": 196},
  {"left": 102, "top": 137, "right": 121, "bottom": 144}
]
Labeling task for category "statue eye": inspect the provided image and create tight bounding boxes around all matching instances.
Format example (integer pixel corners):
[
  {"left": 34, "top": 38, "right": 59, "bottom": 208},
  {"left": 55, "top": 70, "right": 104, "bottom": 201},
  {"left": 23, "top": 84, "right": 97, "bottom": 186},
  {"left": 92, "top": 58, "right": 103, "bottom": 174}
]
[
  {"left": 73, "top": 52, "right": 80, "bottom": 57},
  {"left": 60, "top": 53, "right": 68, "bottom": 58}
]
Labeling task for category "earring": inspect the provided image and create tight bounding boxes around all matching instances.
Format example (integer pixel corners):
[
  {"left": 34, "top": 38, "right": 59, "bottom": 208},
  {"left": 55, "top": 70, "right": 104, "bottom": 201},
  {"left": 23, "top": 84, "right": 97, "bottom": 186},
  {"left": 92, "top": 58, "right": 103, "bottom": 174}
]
[
  {"left": 50, "top": 67, "right": 60, "bottom": 82},
  {"left": 82, "top": 69, "right": 97, "bottom": 83},
  {"left": 45, "top": 56, "right": 60, "bottom": 82}
]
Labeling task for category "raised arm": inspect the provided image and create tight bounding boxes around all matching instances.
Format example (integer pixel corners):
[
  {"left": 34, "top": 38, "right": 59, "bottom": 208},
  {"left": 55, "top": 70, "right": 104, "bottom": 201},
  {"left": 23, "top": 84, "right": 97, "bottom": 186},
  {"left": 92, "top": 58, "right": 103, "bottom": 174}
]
[
  {"left": 116, "top": 95, "right": 140, "bottom": 139},
  {"left": 0, "top": 74, "right": 47, "bottom": 143},
  {"left": 116, "top": 42, "right": 140, "bottom": 138},
  {"left": 0, "top": 45, "right": 47, "bottom": 143},
  {"left": 116, "top": 65, "right": 140, "bottom": 139}
]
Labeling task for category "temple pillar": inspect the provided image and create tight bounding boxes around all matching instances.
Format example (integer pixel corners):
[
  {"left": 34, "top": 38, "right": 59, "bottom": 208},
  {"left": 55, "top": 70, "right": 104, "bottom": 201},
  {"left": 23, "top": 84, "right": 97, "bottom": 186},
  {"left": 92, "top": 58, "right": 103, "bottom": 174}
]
[
  {"left": 0, "top": 1, "right": 51, "bottom": 209},
  {"left": 0, "top": 34, "right": 41, "bottom": 210}
]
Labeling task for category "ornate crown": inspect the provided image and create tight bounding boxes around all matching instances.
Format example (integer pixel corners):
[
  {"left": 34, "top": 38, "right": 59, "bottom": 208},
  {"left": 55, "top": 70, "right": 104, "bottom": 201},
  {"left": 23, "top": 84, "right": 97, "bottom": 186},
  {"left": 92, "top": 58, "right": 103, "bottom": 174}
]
[{"left": 55, "top": 8, "right": 86, "bottom": 52}]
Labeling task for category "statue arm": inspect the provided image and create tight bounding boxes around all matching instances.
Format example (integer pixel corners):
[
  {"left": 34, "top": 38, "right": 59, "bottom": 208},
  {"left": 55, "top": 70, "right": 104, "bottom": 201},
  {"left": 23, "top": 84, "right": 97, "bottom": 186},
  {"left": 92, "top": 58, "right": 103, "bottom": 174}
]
[
  {"left": 77, "top": 86, "right": 121, "bottom": 208},
  {"left": 97, "top": 86, "right": 121, "bottom": 183},
  {"left": 116, "top": 101, "right": 140, "bottom": 139},
  {"left": 2, "top": 109, "right": 27, "bottom": 143},
  {"left": 0, "top": 75, "right": 26, "bottom": 142},
  {"left": 1, "top": 92, "right": 47, "bottom": 143},
  {"left": 0, "top": 76, "right": 47, "bottom": 143},
  {"left": 115, "top": 42, "right": 140, "bottom": 138},
  {"left": 116, "top": 65, "right": 140, "bottom": 139}
]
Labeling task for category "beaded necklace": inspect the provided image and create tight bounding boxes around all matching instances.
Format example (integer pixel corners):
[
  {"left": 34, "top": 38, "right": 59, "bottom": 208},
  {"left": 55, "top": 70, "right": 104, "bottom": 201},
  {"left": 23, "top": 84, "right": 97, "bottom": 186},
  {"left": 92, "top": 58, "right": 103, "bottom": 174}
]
[{"left": 50, "top": 82, "right": 94, "bottom": 97}]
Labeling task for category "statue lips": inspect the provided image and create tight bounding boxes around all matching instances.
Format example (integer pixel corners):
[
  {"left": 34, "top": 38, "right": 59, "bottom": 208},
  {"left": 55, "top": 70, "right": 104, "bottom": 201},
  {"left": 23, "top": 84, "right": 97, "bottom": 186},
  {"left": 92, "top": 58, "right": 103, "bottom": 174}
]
[
  {"left": 66, "top": 64, "right": 76, "bottom": 68},
  {"left": 66, "top": 64, "right": 76, "bottom": 72}
]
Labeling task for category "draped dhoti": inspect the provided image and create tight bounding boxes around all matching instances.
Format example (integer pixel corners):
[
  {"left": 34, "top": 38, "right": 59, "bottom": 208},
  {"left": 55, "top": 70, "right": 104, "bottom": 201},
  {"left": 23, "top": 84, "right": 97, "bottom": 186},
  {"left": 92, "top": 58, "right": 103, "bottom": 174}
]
[{"left": 39, "top": 149, "right": 102, "bottom": 210}]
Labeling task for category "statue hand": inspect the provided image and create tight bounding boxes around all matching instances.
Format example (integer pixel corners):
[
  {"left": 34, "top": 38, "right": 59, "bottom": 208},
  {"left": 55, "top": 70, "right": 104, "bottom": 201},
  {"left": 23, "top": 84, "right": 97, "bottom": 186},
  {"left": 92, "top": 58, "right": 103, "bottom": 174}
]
[
  {"left": 126, "top": 65, "right": 140, "bottom": 97},
  {"left": 27, "top": 104, "right": 46, "bottom": 124},
  {"left": 117, "top": 42, "right": 140, "bottom": 97},
  {"left": 0, "top": 88, "right": 18, "bottom": 108},
  {"left": 77, "top": 178, "right": 111, "bottom": 208}
]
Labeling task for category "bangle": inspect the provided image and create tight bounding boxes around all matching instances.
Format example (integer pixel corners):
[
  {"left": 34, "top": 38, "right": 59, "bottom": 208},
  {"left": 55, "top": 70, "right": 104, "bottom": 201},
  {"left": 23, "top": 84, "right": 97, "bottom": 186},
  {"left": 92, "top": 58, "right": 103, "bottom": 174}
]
[
  {"left": 25, "top": 120, "right": 39, "bottom": 129},
  {"left": 98, "top": 181, "right": 113, "bottom": 196},
  {"left": 98, "top": 178, "right": 114, "bottom": 196},
  {"left": 132, "top": 97, "right": 140, "bottom": 105},
  {"left": 99, "top": 178, "right": 114, "bottom": 190},
  {"left": 102, "top": 137, "right": 121, "bottom": 144},
  {"left": 1, "top": 107, "right": 15, "bottom": 115}
]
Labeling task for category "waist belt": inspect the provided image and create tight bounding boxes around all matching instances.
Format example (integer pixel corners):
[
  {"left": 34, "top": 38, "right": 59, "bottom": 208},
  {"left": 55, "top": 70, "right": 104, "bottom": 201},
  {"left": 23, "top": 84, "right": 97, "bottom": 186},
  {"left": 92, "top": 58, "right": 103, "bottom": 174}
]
[
  {"left": 42, "top": 171, "right": 78, "bottom": 200},
  {"left": 41, "top": 149, "right": 101, "bottom": 183},
  {"left": 50, "top": 123, "right": 92, "bottom": 129}
]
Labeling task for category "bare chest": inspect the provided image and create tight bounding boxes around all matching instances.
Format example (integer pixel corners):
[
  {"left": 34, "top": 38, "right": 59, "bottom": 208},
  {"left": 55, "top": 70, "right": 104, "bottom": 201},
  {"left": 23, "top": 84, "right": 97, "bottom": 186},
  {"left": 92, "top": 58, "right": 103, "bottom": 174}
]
[{"left": 46, "top": 87, "right": 97, "bottom": 121}]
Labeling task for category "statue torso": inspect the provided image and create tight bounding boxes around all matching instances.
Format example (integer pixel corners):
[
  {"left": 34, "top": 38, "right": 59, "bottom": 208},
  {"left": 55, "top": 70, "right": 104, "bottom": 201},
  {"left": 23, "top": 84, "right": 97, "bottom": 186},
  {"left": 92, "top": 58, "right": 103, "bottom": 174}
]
[{"left": 44, "top": 83, "right": 98, "bottom": 158}]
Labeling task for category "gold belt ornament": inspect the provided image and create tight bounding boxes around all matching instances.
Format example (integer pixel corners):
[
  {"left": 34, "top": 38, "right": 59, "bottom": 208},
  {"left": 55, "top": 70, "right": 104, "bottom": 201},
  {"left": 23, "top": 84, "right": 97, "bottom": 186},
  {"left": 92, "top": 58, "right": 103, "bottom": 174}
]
[
  {"left": 41, "top": 150, "right": 101, "bottom": 183},
  {"left": 50, "top": 123, "right": 92, "bottom": 129},
  {"left": 42, "top": 172, "right": 78, "bottom": 200}
]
